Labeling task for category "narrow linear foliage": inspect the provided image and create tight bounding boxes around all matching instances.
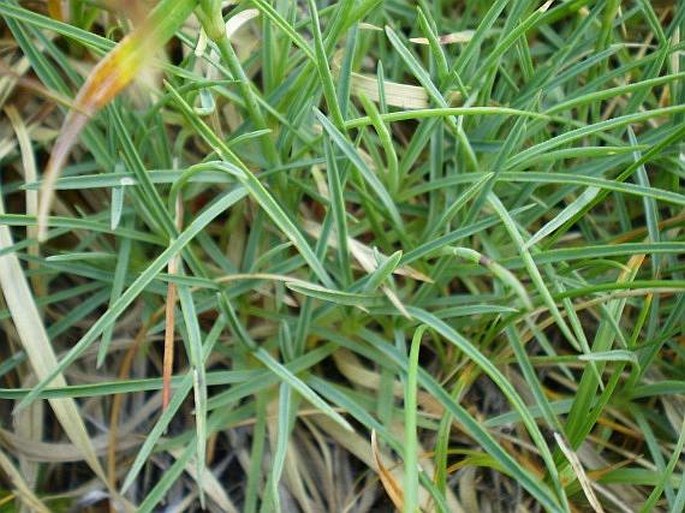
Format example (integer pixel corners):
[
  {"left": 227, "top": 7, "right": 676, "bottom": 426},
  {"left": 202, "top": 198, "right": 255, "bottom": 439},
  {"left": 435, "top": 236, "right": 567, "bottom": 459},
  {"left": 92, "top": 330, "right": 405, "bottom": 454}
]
[{"left": 0, "top": 1, "right": 683, "bottom": 512}]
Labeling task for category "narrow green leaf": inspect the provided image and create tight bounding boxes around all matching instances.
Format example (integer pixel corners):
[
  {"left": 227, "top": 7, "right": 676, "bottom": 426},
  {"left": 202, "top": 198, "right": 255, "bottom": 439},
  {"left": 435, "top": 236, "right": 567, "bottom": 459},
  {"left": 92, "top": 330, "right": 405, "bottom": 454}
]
[
  {"left": 286, "top": 281, "right": 379, "bottom": 307},
  {"left": 16, "top": 187, "right": 248, "bottom": 412},
  {"left": 218, "top": 294, "right": 353, "bottom": 431},
  {"left": 363, "top": 250, "right": 402, "bottom": 292},
  {"left": 403, "top": 325, "right": 426, "bottom": 513},
  {"left": 407, "top": 306, "right": 568, "bottom": 510},
  {"left": 315, "top": 108, "right": 403, "bottom": 228},
  {"left": 249, "top": 0, "right": 314, "bottom": 61},
  {"left": 177, "top": 282, "right": 208, "bottom": 508},
  {"left": 307, "top": 0, "right": 344, "bottom": 128},
  {"left": 578, "top": 351, "right": 638, "bottom": 363},
  {"left": 165, "top": 84, "right": 335, "bottom": 288}
]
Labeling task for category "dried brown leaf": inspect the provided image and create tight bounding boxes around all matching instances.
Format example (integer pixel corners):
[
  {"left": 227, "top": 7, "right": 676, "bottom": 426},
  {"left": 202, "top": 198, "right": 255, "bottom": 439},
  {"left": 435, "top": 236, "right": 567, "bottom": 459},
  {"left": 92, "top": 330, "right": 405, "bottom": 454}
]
[
  {"left": 410, "top": 30, "right": 475, "bottom": 45},
  {"left": 554, "top": 432, "right": 605, "bottom": 513},
  {"left": 371, "top": 430, "right": 404, "bottom": 511}
]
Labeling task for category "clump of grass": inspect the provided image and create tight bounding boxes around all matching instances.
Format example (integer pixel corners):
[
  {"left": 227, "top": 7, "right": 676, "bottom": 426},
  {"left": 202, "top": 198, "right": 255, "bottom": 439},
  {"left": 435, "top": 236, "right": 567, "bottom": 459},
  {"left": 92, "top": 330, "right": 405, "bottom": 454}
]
[{"left": 0, "top": 1, "right": 684, "bottom": 512}]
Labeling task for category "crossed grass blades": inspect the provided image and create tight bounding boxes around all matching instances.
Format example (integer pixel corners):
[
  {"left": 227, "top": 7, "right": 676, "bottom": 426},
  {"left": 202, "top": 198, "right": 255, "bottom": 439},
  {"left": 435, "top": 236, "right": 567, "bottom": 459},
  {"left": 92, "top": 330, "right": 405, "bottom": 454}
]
[{"left": 0, "top": 1, "right": 684, "bottom": 512}]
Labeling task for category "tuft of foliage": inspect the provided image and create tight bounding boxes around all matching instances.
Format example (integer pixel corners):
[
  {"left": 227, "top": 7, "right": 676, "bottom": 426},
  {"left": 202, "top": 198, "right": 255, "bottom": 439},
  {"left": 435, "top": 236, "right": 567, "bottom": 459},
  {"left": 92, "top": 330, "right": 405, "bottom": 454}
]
[{"left": 0, "top": 1, "right": 683, "bottom": 511}]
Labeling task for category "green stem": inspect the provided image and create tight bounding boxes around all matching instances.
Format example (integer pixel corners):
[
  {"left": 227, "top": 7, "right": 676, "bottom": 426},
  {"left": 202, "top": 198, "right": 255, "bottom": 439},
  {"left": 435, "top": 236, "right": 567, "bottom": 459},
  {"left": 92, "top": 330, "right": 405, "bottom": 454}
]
[{"left": 198, "top": 1, "right": 279, "bottom": 165}]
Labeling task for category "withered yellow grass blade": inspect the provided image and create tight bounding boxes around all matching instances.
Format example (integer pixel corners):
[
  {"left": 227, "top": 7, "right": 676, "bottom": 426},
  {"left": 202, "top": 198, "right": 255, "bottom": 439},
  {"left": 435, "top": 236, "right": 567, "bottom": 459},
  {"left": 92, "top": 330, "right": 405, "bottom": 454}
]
[
  {"left": 0, "top": 195, "right": 104, "bottom": 480},
  {"left": 371, "top": 430, "right": 404, "bottom": 511},
  {"left": 1, "top": 190, "right": 137, "bottom": 511},
  {"left": 332, "top": 54, "right": 461, "bottom": 109},
  {"left": 0, "top": 446, "right": 50, "bottom": 513},
  {"left": 409, "top": 30, "right": 475, "bottom": 45},
  {"left": 46, "top": 0, "right": 63, "bottom": 22},
  {"left": 38, "top": 0, "right": 198, "bottom": 241},
  {"left": 554, "top": 433, "right": 605, "bottom": 513},
  {"left": 163, "top": 194, "right": 184, "bottom": 409}
]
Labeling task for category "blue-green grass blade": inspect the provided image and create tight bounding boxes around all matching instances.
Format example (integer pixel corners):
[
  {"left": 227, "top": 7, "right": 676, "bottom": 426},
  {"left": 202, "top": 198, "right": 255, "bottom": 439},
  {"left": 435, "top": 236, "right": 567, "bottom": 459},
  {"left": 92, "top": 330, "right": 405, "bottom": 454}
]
[
  {"left": 15, "top": 188, "right": 247, "bottom": 412},
  {"left": 315, "top": 108, "right": 403, "bottom": 228}
]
